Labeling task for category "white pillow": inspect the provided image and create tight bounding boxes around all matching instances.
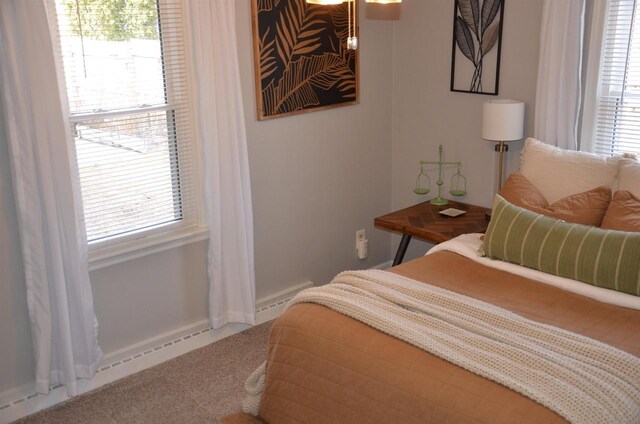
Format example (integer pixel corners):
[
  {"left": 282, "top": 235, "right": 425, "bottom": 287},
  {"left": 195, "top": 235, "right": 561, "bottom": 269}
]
[
  {"left": 618, "top": 158, "right": 640, "bottom": 199},
  {"left": 519, "top": 138, "right": 621, "bottom": 203}
]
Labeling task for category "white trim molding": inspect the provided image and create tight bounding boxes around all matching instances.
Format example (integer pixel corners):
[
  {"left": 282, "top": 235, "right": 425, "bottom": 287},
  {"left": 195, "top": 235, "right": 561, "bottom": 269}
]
[
  {"left": 1, "top": 264, "right": 398, "bottom": 423},
  {"left": 89, "top": 225, "right": 209, "bottom": 271},
  {"left": 0, "top": 281, "right": 313, "bottom": 424},
  {"left": 371, "top": 260, "right": 393, "bottom": 270}
]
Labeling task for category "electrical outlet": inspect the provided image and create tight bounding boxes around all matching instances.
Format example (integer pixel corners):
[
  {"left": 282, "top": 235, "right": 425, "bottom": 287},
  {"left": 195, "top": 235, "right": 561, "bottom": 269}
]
[{"left": 355, "top": 229, "right": 368, "bottom": 259}]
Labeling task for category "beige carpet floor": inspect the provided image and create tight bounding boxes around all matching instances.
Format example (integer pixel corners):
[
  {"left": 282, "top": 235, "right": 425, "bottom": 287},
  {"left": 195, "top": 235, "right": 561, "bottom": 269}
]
[{"left": 15, "top": 321, "right": 272, "bottom": 424}]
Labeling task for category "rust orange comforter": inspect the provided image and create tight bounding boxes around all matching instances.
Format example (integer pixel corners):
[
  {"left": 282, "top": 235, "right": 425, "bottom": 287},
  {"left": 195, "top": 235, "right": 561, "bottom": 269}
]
[{"left": 229, "top": 251, "right": 640, "bottom": 423}]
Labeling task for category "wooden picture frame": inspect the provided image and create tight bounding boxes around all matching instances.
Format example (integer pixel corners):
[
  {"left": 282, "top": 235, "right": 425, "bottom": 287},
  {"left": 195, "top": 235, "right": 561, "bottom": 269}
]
[
  {"left": 251, "top": 0, "right": 359, "bottom": 121},
  {"left": 450, "top": 0, "right": 505, "bottom": 95}
]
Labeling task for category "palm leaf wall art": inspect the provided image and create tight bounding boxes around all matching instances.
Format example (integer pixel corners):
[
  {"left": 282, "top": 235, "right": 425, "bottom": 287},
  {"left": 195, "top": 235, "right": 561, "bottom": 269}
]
[
  {"left": 251, "top": 0, "right": 358, "bottom": 120},
  {"left": 450, "top": 0, "right": 504, "bottom": 95}
]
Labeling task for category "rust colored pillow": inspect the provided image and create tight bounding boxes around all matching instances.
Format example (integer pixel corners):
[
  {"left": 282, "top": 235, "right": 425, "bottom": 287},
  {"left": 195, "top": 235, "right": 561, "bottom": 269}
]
[
  {"left": 498, "top": 173, "right": 548, "bottom": 209},
  {"left": 601, "top": 191, "right": 640, "bottom": 232},
  {"left": 499, "top": 173, "right": 612, "bottom": 227}
]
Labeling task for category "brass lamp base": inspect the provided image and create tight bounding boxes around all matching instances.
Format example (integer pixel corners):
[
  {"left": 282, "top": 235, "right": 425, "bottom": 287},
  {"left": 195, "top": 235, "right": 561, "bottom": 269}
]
[
  {"left": 486, "top": 140, "right": 509, "bottom": 220},
  {"left": 495, "top": 140, "right": 508, "bottom": 194}
]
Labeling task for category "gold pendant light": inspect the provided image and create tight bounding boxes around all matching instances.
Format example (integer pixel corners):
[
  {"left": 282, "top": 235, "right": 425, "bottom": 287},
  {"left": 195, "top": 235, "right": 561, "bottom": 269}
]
[{"left": 305, "top": 0, "right": 401, "bottom": 50}]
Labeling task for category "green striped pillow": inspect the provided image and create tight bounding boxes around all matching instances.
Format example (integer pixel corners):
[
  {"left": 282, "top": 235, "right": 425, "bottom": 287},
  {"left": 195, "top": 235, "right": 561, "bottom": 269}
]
[{"left": 479, "top": 195, "right": 640, "bottom": 296}]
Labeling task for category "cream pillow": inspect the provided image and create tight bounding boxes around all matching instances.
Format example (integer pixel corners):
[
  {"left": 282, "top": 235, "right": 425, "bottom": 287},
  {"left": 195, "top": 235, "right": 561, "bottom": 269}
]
[
  {"left": 618, "top": 158, "right": 640, "bottom": 199},
  {"left": 519, "top": 138, "right": 621, "bottom": 204}
]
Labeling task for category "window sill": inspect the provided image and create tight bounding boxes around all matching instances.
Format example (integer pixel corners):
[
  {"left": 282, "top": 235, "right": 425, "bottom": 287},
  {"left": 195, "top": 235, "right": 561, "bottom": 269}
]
[{"left": 88, "top": 226, "right": 209, "bottom": 271}]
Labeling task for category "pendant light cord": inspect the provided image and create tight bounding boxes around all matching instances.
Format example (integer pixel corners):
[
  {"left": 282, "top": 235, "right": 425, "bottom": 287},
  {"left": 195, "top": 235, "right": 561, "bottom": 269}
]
[
  {"left": 352, "top": 0, "right": 356, "bottom": 41},
  {"left": 348, "top": 0, "right": 352, "bottom": 40}
]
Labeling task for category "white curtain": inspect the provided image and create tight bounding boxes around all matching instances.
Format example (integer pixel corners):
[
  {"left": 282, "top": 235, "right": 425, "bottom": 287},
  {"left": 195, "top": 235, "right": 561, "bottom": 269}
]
[
  {"left": 580, "top": 0, "right": 609, "bottom": 153},
  {"left": 185, "top": 1, "right": 256, "bottom": 328},
  {"left": 534, "top": 0, "right": 586, "bottom": 150},
  {"left": 0, "top": 0, "right": 102, "bottom": 396}
]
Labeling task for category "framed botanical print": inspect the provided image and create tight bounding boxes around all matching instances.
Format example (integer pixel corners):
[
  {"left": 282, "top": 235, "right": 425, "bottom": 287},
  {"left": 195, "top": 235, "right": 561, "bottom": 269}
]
[{"left": 251, "top": 0, "right": 359, "bottom": 120}]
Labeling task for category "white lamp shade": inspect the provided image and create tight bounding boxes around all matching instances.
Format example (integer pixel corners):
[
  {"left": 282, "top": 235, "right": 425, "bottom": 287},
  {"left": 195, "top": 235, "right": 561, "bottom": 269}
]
[{"left": 482, "top": 99, "right": 525, "bottom": 141}]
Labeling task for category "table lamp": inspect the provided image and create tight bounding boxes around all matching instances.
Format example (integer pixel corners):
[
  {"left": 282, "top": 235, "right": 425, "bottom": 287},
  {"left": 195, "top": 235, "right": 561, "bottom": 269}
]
[{"left": 482, "top": 99, "right": 525, "bottom": 194}]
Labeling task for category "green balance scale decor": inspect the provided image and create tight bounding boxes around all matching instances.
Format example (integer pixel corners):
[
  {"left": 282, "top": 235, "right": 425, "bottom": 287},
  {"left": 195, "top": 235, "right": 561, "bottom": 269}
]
[{"left": 414, "top": 145, "right": 467, "bottom": 206}]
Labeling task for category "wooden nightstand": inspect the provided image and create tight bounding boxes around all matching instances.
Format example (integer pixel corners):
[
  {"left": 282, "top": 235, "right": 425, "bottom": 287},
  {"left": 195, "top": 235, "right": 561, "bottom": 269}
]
[{"left": 375, "top": 200, "right": 490, "bottom": 266}]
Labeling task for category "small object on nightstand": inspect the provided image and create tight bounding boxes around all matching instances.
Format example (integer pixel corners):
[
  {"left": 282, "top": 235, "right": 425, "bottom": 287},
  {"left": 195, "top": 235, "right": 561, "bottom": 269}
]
[
  {"left": 413, "top": 145, "right": 466, "bottom": 205},
  {"left": 450, "top": 165, "right": 467, "bottom": 197},
  {"left": 439, "top": 208, "right": 467, "bottom": 217},
  {"left": 413, "top": 163, "right": 431, "bottom": 195}
]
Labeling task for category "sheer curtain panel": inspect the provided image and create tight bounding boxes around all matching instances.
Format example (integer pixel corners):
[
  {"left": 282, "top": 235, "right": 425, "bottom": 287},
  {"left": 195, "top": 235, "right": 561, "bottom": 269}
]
[
  {"left": 0, "top": 0, "right": 102, "bottom": 395},
  {"left": 185, "top": 0, "right": 256, "bottom": 328},
  {"left": 534, "top": 0, "right": 586, "bottom": 150}
]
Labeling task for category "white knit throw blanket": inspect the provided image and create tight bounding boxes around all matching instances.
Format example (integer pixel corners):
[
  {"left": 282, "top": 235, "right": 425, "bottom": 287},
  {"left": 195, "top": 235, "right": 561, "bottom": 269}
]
[{"left": 244, "top": 270, "right": 640, "bottom": 423}]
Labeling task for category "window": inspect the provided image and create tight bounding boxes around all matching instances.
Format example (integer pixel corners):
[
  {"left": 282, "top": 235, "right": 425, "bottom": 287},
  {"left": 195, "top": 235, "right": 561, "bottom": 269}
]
[
  {"left": 586, "top": 0, "right": 640, "bottom": 156},
  {"left": 52, "top": 0, "right": 198, "bottom": 247}
]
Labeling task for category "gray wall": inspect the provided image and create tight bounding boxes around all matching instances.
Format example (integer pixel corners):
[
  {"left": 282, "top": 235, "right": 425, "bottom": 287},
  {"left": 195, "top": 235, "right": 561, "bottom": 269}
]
[
  {"left": 0, "top": 1, "right": 394, "bottom": 393},
  {"left": 237, "top": 0, "right": 395, "bottom": 298},
  {"left": 391, "top": 0, "right": 544, "bottom": 261}
]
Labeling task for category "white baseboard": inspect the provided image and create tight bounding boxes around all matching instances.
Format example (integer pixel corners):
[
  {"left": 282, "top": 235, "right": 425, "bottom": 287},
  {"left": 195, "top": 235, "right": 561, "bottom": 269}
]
[
  {"left": 371, "top": 260, "right": 393, "bottom": 270},
  {"left": 256, "top": 280, "right": 314, "bottom": 310},
  {"left": 0, "top": 281, "right": 313, "bottom": 424}
]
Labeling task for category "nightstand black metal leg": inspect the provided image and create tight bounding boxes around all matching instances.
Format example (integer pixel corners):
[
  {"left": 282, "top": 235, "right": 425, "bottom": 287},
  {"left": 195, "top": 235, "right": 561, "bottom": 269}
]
[{"left": 393, "top": 235, "right": 412, "bottom": 266}]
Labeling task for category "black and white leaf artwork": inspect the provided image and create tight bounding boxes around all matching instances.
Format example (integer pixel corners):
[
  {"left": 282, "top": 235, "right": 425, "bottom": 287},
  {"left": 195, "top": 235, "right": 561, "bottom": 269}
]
[
  {"left": 451, "top": 0, "right": 504, "bottom": 94},
  {"left": 458, "top": 0, "right": 479, "bottom": 37},
  {"left": 455, "top": 16, "right": 475, "bottom": 63},
  {"left": 481, "top": 0, "right": 501, "bottom": 34},
  {"left": 481, "top": 20, "right": 500, "bottom": 57}
]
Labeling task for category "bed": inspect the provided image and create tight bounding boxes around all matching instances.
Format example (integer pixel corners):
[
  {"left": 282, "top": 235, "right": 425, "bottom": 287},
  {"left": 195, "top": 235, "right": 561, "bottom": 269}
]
[{"left": 225, "top": 139, "right": 640, "bottom": 424}]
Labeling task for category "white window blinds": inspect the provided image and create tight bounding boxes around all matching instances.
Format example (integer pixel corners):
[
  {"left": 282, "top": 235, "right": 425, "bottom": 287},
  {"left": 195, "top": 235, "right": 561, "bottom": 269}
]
[
  {"left": 53, "top": 0, "right": 195, "bottom": 242},
  {"left": 590, "top": 0, "right": 640, "bottom": 156}
]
